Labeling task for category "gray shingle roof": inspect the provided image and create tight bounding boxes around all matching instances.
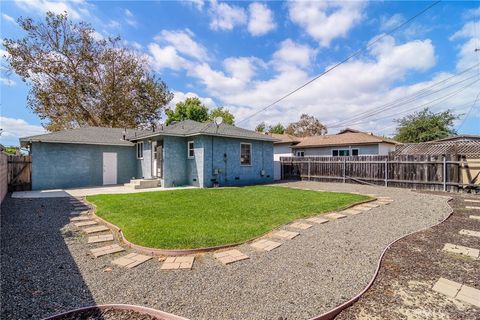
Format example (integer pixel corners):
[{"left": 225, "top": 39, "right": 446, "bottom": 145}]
[
  {"left": 19, "top": 120, "right": 276, "bottom": 146},
  {"left": 132, "top": 120, "right": 277, "bottom": 142},
  {"left": 20, "top": 127, "right": 149, "bottom": 147}
]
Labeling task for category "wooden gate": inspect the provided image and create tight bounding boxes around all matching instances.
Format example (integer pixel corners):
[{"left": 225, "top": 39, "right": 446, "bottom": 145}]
[{"left": 8, "top": 155, "right": 32, "bottom": 191}]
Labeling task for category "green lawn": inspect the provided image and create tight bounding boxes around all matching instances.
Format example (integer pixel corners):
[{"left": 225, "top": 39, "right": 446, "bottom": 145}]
[{"left": 87, "top": 186, "right": 369, "bottom": 249}]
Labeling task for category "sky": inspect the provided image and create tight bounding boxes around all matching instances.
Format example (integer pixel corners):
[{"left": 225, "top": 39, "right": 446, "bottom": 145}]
[{"left": 1, "top": 0, "right": 479, "bottom": 146}]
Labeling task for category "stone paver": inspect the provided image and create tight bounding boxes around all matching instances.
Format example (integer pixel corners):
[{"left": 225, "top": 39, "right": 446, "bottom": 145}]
[
  {"left": 432, "top": 278, "right": 462, "bottom": 298},
  {"left": 214, "top": 249, "right": 249, "bottom": 265},
  {"left": 360, "top": 203, "right": 380, "bottom": 208},
  {"left": 70, "top": 216, "right": 92, "bottom": 222},
  {"left": 464, "top": 199, "right": 480, "bottom": 203},
  {"left": 83, "top": 225, "right": 110, "bottom": 234},
  {"left": 250, "top": 239, "right": 282, "bottom": 251},
  {"left": 324, "top": 212, "right": 346, "bottom": 220},
  {"left": 456, "top": 284, "right": 480, "bottom": 307},
  {"left": 442, "top": 243, "right": 479, "bottom": 259},
  {"left": 87, "top": 234, "right": 114, "bottom": 244},
  {"left": 342, "top": 209, "right": 362, "bottom": 215},
  {"left": 72, "top": 207, "right": 89, "bottom": 212},
  {"left": 289, "top": 222, "right": 312, "bottom": 230},
  {"left": 112, "top": 253, "right": 152, "bottom": 269},
  {"left": 74, "top": 220, "right": 97, "bottom": 227},
  {"left": 353, "top": 206, "right": 371, "bottom": 211},
  {"left": 377, "top": 197, "right": 393, "bottom": 201},
  {"left": 306, "top": 217, "right": 329, "bottom": 224},
  {"left": 90, "top": 244, "right": 125, "bottom": 257},
  {"left": 466, "top": 206, "right": 480, "bottom": 210},
  {"left": 470, "top": 215, "right": 480, "bottom": 220},
  {"left": 272, "top": 230, "right": 299, "bottom": 240},
  {"left": 375, "top": 201, "right": 392, "bottom": 205},
  {"left": 70, "top": 210, "right": 89, "bottom": 215},
  {"left": 459, "top": 229, "right": 480, "bottom": 238},
  {"left": 160, "top": 256, "right": 195, "bottom": 270}
]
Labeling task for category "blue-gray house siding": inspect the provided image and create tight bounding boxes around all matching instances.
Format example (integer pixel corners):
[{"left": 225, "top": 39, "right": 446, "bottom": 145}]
[{"left": 31, "top": 142, "right": 137, "bottom": 190}]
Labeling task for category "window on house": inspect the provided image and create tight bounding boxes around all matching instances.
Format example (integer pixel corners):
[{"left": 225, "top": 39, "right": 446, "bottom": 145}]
[
  {"left": 296, "top": 151, "right": 305, "bottom": 157},
  {"left": 352, "top": 149, "right": 359, "bottom": 156},
  {"left": 240, "top": 143, "right": 251, "bottom": 165},
  {"left": 332, "top": 149, "right": 350, "bottom": 156},
  {"left": 136, "top": 142, "right": 143, "bottom": 159},
  {"left": 187, "top": 141, "right": 195, "bottom": 159}
]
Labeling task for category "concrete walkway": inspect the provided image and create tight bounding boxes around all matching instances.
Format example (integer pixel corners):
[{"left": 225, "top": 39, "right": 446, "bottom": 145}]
[{"left": 12, "top": 185, "right": 197, "bottom": 198}]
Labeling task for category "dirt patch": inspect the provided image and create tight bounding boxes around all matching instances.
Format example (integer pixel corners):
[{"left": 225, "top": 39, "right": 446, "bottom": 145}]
[{"left": 336, "top": 192, "right": 480, "bottom": 320}]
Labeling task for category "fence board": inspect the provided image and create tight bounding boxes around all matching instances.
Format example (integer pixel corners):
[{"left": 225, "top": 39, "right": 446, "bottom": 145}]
[{"left": 7, "top": 155, "right": 32, "bottom": 191}]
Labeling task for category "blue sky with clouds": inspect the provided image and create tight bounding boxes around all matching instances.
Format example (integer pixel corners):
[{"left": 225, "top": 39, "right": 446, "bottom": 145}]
[{"left": 1, "top": 1, "right": 479, "bottom": 146}]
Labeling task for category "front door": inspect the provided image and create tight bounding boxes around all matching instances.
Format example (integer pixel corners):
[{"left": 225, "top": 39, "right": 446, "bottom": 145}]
[
  {"left": 152, "top": 141, "right": 158, "bottom": 178},
  {"left": 102, "top": 152, "right": 117, "bottom": 185}
]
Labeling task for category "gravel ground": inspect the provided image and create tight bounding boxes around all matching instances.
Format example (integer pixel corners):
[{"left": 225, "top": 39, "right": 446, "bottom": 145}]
[
  {"left": 336, "top": 191, "right": 480, "bottom": 320},
  {"left": 54, "top": 308, "right": 159, "bottom": 320},
  {"left": 1, "top": 182, "right": 452, "bottom": 320}
]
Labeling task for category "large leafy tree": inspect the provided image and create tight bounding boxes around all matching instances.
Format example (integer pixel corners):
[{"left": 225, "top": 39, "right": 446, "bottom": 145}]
[
  {"left": 209, "top": 107, "right": 235, "bottom": 125},
  {"left": 269, "top": 123, "right": 286, "bottom": 134},
  {"left": 3, "top": 12, "right": 172, "bottom": 131},
  {"left": 166, "top": 97, "right": 235, "bottom": 125},
  {"left": 285, "top": 114, "right": 327, "bottom": 137},
  {"left": 255, "top": 122, "right": 266, "bottom": 132},
  {"left": 394, "top": 108, "right": 460, "bottom": 143}
]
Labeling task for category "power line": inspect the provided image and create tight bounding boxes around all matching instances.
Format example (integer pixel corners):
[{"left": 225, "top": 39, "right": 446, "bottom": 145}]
[
  {"left": 237, "top": 0, "right": 442, "bottom": 124},
  {"left": 457, "top": 90, "right": 480, "bottom": 131}
]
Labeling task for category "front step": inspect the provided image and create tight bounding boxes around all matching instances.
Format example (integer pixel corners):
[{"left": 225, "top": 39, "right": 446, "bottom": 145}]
[{"left": 124, "top": 179, "right": 161, "bottom": 189}]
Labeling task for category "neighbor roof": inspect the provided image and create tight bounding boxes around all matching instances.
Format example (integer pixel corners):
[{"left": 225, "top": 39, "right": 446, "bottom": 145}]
[
  {"left": 131, "top": 120, "right": 277, "bottom": 142},
  {"left": 268, "top": 133, "right": 303, "bottom": 144},
  {"left": 20, "top": 127, "right": 148, "bottom": 147},
  {"left": 293, "top": 130, "right": 399, "bottom": 149}
]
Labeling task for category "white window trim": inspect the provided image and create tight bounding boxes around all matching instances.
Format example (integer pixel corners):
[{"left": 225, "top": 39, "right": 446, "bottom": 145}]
[
  {"left": 240, "top": 142, "right": 252, "bottom": 166},
  {"left": 332, "top": 148, "right": 350, "bottom": 156},
  {"left": 187, "top": 140, "right": 195, "bottom": 159},
  {"left": 136, "top": 142, "right": 144, "bottom": 159}
]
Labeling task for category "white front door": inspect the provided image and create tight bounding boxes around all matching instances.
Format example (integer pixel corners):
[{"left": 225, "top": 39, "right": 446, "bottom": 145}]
[
  {"left": 102, "top": 152, "right": 117, "bottom": 185},
  {"left": 152, "top": 141, "right": 157, "bottom": 178}
]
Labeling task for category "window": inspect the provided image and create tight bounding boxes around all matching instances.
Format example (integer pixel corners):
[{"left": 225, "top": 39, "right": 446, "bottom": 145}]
[
  {"left": 136, "top": 142, "right": 143, "bottom": 159},
  {"left": 187, "top": 141, "right": 195, "bottom": 159},
  {"left": 332, "top": 149, "right": 350, "bottom": 156},
  {"left": 352, "top": 149, "right": 359, "bottom": 156},
  {"left": 240, "top": 143, "right": 251, "bottom": 165},
  {"left": 296, "top": 151, "right": 305, "bottom": 157}
]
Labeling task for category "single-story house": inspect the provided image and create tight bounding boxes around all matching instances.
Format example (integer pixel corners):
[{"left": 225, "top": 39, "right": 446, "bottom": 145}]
[
  {"left": 291, "top": 128, "right": 399, "bottom": 157},
  {"left": 268, "top": 133, "right": 303, "bottom": 180},
  {"left": 20, "top": 120, "right": 276, "bottom": 190}
]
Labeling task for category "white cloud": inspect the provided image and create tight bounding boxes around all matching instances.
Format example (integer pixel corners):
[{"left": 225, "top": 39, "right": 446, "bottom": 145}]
[
  {"left": 148, "top": 43, "right": 190, "bottom": 71},
  {"left": 272, "top": 39, "right": 317, "bottom": 71},
  {"left": 184, "top": 0, "right": 204, "bottom": 11},
  {"left": 13, "top": 0, "right": 91, "bottom": 20},
  {"left": 2, "top": 13, "right": 16, "bottom": 24},
  {"left": 168, "top": 90, "right": 216, "bottom": 109},
  {"left": 248, "top": 3, "right": 276, "bottom": 36},
  {"left": 155, "top": 29, "right": 208, "bottom": 61},
  {"left": 223, "top": 56, "right": 265, "bottom": 82},
  {"left": 0, "top": 117, "right": 46, "bottom": 145},
  {"left": 124, "top": 9, "right": 137, "bottom": 27},
  {"left": 108, "top": 20, "right": 121, "bottom": 29},
  {"left": 0, "top": 78, "right": 15, "bottom": 86},
  {"left": 380, "top": 13, "right": 405, "bottom": 31},
  {"left": 288, "top": 1, "right": 364, "bottom": 47},
  {"left": 209, "top": 0, "right": 247, "bottom": 31}
]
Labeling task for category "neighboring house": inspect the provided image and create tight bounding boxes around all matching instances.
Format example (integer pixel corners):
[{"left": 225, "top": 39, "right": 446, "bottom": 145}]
[
  {"left": 393, "top": 135, "right": 480, "bottom": 156},
  {"left": 291, "top": 129, "right": 399, "bottom": 157},
  {"left": 268, "top": 133, "right": 302, "bottom": 180},
  {"left": 20, "top": 120, "right": 276, "bottom": 190}
]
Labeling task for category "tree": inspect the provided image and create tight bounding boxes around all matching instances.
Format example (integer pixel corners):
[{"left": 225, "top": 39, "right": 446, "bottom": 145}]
[
  {"left": 255, "top": 122, "right": 266, "bottom": 132},
  {"left": 269, "top": 123, "right": 285, "bottom": 134},
  {"left": 394, "top": 108, "right": 460, "bottom": 143},
  {"left": 3, "top": 12, "right": 172, "bottom": 131},
  {"left": 209, "top": 107, "right": 235, "bottom": 125},
  {"left": 165, "top": 97, "right": 209, "bottom": 125},
  {"left": 285, "top": 114, "right": 327, "bottom": 137}
]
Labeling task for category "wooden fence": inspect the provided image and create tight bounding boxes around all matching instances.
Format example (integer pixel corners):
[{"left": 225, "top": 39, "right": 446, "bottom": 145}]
[
  {"left": 0, "top": 153, "right": 7, "bottom": 203},
  {"left": 280, "top": 155, "right": 480, "bottom": 192},
  {"left": 7, "top": 155, "right": 32, "bottom": 191}
]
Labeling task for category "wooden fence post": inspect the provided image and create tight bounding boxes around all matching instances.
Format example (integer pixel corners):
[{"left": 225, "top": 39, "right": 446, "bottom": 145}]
[
  {"left": 343, "top": 158, "right": 346, "bottom": 183},
  {"left": 307, "top": 158, "right": 311, "bottom": 181},
  {"left": 384, "top": 158, "right": 388, "bottom": 187},
  {"left": 443, "top": 155, "right": 447, "bottom": 191}
]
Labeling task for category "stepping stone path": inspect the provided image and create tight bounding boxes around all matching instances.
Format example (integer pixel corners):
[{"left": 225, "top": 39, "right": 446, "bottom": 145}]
[
  {"left": 160, "top": 256, "right": 195, "bottom": 270},
  {"left": 470, "top": 215, "right": 480, "bottom": 221},
  {"left": 353, "top": 206, "right": 371, "bottom": 212},
  {"left": 70, "top": 216, "right": 92, "bottom": 222},
  {"left": 361, "top": 203, "right": 380, "bottom": 208},
  {"left": 83, "top": 225, "right": 110, "bottom": 234},
  {"left": 375, "top": 201, "right": 392, "bottom": 205},
  {"left": 324, "top": 212, "right": 346, "bottom": 220},
  {"left": 464, "top": 199, "right": 480, "bottom": 203},
  {"left": 112, "top": 253, "right": 152, "bottom": 269},
  {"left": 214, "top": 249, "right": 249, "bottom": 265},
  {"left": 442, "top": 243, "right": 479, "bottom": 259},
  {"left": 306, "top": 217, "right": 329, "bottom": 224},
  {"left": 272, "top": 230, "right": 299, "bottom": 240},
  {"left": 289, "top": 222, "right": 312, "bottom": 230},
  {"left": 87, "top": 234, "right": 114, "bottom": 244},
  {"left": 459, "top": 229, "right": 480, "bottom": 238},
  {"left": 251, "top": 239, "right": 282, "bottom": 251},
  {"left": 342, "top": 208, "right": 362, "bottom": 215},
  {"left": 91, "top": 244, "right": 125, "bottom": 257},
  {"left": 70, "top": 210, "right": 89, "bottom": 216},
  {"left": 433, "top": 278, "right": 480, "bottom": 307},
  {"left": 466, "top": 206, "right": 480, "bottom": 210},
  {"left": 74, "top": 220, "right": 97, "bottom": 227}
]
